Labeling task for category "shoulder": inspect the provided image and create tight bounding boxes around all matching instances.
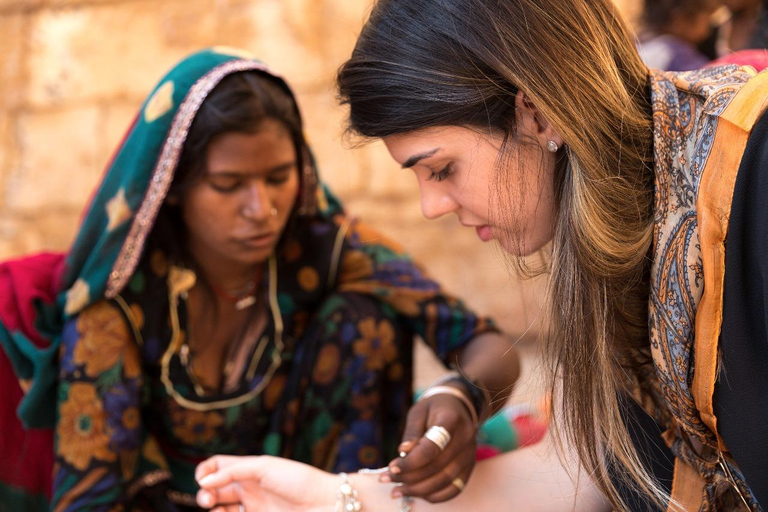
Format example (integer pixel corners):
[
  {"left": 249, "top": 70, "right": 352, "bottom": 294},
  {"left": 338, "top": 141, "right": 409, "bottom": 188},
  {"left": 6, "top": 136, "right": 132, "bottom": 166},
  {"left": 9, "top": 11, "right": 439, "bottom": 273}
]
[
  {"left": 60, "top": 299, "right": 142, "bottom": 379},
  {"left": 342, "top": 217, "right": 409, "bottom": 257},
  {"left": 65, "top": 300, "right": 130, "bottom": 336},
  {"left": 649, "top": 66, "right": 755, "bottom": 115}
]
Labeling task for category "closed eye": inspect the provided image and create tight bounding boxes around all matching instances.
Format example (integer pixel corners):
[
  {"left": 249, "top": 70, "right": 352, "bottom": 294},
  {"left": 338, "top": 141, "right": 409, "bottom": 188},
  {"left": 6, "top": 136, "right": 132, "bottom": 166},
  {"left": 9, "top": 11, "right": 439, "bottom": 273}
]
[
  {"left": 267, "top": 167, "right": 295, "bottom": 185},
  {"left": 426, "top": 164, "right": 452, "bottom": 182},
  {"left": 207, "top": 177, "right": 241, "bottom": 193}
]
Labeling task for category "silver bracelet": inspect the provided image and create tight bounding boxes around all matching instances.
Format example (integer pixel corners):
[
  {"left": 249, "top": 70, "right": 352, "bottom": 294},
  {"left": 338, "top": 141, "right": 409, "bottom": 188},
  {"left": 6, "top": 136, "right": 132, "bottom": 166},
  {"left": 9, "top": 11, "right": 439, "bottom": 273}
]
[{"left": 336, "top": 473, "right": 362, "bottom": 512}]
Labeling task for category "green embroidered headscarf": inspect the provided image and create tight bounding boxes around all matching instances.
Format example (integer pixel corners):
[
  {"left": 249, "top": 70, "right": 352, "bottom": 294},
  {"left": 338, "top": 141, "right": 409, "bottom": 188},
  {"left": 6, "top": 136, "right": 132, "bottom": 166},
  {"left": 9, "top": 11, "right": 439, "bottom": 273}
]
[{"left": 3, "top": 47, "right": 342, "bottom": 429}]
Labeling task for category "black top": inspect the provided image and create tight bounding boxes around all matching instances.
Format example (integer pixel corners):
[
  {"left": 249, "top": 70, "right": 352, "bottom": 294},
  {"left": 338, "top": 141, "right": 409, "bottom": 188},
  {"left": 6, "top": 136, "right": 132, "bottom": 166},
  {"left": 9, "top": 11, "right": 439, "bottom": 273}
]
[
  {"left": 613, "top": 396, "right": 675, "bottom": 511},
  {"left": 614, "top": 106, "right": 768, "bottom": 510},
  {"left": 714, "top": 101, "right": 768, "bottom": 507}
]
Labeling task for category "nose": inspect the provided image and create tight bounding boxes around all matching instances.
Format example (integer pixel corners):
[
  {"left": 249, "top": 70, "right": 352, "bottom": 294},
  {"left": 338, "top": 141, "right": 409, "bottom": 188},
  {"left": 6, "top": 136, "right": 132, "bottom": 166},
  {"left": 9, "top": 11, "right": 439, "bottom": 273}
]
[
  {"left": 418, "top": 180, "right": 459, "bottom": 220},
  {"left": 241, "top": 180, "right": 272, "bottom": 221}
]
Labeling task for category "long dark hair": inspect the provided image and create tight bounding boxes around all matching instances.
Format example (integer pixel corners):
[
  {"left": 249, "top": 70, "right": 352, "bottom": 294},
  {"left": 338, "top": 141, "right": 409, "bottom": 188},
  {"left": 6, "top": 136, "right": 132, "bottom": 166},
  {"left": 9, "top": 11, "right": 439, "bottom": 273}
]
[{"left": 338, "top": 0, "right": 661, "bottom": 508}]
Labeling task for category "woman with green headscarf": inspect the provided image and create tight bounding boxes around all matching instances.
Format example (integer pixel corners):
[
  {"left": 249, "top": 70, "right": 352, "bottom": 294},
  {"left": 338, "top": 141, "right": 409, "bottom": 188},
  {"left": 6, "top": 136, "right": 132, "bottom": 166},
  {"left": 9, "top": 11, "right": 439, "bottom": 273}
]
[{"left": 0, "top": 48, "right": 518, "bottom": 510}]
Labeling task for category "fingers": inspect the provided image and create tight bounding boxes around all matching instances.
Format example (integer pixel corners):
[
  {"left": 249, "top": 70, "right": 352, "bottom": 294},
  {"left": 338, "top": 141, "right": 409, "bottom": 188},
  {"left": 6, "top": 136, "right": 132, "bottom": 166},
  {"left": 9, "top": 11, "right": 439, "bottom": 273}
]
[
  {"left": 210, "top": 506, "right": 243, "bottom": 512},
  {"left": 390, "top": 441, "right": 473, "bottom": 485},
  {"left": 385, "top": 394, "right": 478, "bottom": 501},
  {"left": 391, "top": 396, "right": 473, "bottom": 475},
  {"left": 390, "top": 433, "right": 446, "bottom": 475},
  {"left": 393, "top": 447, "right": 476, "bottom": 501},
  {"left": 397, "top": 400, "right": 429, "bottom": 456},
  {"left": 195, "top": 455, "right": 245, "bottom": 482},
  {"left": 196, "top": 456, "right": 265, "bottom": 489},
  {"left": 196, "top": 456, "right": 221, "bottom": 482},
  {"left": 197, "top": 489, "right": 218, "bottom": 509},
  {"left": 196, "top": 483, "right": 241, "bottom": 509},
  {"left": 421, "top": 470, "right": 472, "bottom": 503}
]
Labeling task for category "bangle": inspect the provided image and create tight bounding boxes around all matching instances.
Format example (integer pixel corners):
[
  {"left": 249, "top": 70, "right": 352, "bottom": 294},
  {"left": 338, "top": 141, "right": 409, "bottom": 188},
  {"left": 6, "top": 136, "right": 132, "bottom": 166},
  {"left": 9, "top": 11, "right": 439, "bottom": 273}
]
[
  {"left": 418, "top": 385, "right": 479, "bottom": 427},
  {"left": 434, "top": 372, "right": 492, "bottom": 422},
  {"left": 336, "top": 473, "right": 362, "bottom": 512}
]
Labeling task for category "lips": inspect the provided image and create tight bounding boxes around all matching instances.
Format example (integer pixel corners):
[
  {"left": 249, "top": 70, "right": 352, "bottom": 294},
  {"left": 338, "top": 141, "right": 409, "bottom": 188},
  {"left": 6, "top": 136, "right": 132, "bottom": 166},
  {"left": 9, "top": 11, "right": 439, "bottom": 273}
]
[{"left": 236, "top": 232, "right": 276, "bottom": 249}]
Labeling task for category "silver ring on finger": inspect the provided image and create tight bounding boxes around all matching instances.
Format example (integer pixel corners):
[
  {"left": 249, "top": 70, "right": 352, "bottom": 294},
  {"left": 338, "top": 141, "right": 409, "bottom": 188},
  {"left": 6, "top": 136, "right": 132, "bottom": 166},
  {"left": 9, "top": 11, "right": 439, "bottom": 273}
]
[
  {"left": 240, "top": 505, "right": 245, "bottom": 512},
  {"left": 424, "top": 425, "right": 451, "bottom": 451}
]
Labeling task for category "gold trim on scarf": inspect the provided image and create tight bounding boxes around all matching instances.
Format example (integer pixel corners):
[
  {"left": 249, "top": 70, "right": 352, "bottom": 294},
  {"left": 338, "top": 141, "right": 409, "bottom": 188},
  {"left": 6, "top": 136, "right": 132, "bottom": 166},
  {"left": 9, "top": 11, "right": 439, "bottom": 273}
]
[
  {"left": 105, "top": 60, "right": 275, "bottom": 298},
  {"left": 113, "top": 294, "right": 145, "bottom": 347},
  {"left": 246, "top": 335, "right": 271, "bottom": 381},
  {"left": 168, "top": 490, "right": 199, "bottom": 507},
  {"left": 160, "top": 255, "right": 284, "bottom": 411},
  {"left": 126, "top": 469, "right": 172, "bottom": 499},
  {"left": 327, "top": 216, "right": 352, "bottom": 289},
  {"left": 692, "top": 70, "right": 768, "bottom": 450},
  {"left": 669, "top": 459, "right": 705, "bottom": 511}
]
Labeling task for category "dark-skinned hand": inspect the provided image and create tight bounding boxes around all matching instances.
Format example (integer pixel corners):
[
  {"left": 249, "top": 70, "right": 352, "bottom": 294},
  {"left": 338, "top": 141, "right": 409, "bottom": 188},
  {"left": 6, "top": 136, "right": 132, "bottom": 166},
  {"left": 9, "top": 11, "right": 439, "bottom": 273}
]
[{"left": 382, "top": 391, "right": 477, "bottom": 503}]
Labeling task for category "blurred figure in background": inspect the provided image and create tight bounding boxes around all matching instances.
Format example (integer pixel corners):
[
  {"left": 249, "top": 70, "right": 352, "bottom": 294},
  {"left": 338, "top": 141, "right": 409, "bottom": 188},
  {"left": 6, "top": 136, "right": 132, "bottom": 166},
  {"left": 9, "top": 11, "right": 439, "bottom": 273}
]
[
  {"left": 722, "top": 0, "right": 768, "bottom": 50},
  {"left": 637, "top": 0, "right": 722, "bottom": 70},
  {"left": 707, "top": 0, "right": 768, "bottom": 69}
]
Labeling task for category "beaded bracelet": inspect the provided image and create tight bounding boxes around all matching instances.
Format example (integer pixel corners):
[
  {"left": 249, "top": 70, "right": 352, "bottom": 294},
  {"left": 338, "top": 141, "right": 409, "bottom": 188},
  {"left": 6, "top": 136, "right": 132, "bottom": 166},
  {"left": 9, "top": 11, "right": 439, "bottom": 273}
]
[{"left": 336, "top": 473, "right": 362, "bottom": 512}]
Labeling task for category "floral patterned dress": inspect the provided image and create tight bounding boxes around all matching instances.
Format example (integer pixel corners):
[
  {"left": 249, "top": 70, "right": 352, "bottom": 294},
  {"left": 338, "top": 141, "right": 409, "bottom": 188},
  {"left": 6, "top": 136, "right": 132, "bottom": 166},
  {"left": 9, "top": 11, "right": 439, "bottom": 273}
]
[
  {"left": 53, "top": 214, "right": 494, "bottom": 510},
  {"left": 0, "top": 48, "right": 496, "bottom": 511}
]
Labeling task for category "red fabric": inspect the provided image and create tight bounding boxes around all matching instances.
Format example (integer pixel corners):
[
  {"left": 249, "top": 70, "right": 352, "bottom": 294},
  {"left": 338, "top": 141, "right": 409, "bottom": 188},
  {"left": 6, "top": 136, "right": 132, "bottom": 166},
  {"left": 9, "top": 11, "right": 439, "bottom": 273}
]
[
  {"left": 512, "top": 414, "right": 548, "bottom": 448},
  {"left": 0, "top": 253, "right": 64, "bottom": 497},
  {"left": 708, "top": 49, "right": 768, "bottom": 72},
  {"left": 475, "top": 444, "right": 501, "bottom": 461}
]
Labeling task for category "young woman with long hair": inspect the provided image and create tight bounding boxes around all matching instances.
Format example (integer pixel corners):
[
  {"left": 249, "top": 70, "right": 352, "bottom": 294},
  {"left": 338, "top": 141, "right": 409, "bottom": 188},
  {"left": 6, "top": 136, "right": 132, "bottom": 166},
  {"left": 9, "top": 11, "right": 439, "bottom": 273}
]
[{"left": 195, "top": 0, "right": 768, "bottom": 510}]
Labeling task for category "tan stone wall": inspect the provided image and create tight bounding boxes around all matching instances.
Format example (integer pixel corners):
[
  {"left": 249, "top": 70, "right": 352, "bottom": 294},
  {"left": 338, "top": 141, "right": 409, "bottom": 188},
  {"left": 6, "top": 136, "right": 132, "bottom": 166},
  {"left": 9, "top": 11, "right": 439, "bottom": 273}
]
[{"left": 0, "top": 0, "right": 639, "bottom": 339}]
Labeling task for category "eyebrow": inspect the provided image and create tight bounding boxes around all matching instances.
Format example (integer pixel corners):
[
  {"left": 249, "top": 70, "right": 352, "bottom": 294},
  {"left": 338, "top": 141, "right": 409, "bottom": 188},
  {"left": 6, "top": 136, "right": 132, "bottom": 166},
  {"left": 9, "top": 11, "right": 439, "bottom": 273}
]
[
  {"left": 401, "top": 148, "right": 441, "bottom": 169},
  {"left": 208, "top": 161, "right": 297, "bottom": 177}
]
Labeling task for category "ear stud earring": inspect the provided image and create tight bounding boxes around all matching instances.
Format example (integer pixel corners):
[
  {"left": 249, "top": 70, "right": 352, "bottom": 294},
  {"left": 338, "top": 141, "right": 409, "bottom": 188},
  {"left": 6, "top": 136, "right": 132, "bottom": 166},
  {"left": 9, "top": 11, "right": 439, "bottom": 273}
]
[{"left": 546, "top": 140, "right": 559, "bottom": 153}]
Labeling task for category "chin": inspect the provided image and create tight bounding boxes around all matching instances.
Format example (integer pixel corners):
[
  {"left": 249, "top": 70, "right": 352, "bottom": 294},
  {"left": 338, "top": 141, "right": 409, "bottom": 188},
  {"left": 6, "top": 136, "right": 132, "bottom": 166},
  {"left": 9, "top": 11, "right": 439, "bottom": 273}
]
[
  {"left": 497, "top": 234, "right": 550, "bottom": 258},
  {"left": 245, "top": 252, "right": 274, "bottom": 265},
  {"left": 230, "top": 247, "right": 274, "bottom": 267}
]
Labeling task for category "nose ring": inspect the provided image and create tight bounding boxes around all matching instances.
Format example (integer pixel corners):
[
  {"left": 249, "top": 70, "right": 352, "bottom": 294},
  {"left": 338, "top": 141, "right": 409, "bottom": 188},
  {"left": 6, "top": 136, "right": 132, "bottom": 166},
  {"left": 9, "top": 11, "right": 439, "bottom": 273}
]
[{"left": 270, "top": 207, "right": 278, "bottom": 217}]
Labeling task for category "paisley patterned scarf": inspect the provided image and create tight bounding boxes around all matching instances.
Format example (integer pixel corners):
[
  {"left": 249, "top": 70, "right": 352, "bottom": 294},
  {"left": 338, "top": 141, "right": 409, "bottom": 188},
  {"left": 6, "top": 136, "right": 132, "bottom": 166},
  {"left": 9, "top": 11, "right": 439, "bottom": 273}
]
[{"left": 643, "top": 64, "right": 768, "bottom": 510}]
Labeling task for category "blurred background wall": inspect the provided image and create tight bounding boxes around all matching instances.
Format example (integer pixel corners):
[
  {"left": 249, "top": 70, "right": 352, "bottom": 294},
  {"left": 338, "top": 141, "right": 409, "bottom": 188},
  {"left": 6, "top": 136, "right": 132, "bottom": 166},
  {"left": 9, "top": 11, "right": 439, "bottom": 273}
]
[{"left": 0, "top": 0, "right": 639, "bottom": 343}]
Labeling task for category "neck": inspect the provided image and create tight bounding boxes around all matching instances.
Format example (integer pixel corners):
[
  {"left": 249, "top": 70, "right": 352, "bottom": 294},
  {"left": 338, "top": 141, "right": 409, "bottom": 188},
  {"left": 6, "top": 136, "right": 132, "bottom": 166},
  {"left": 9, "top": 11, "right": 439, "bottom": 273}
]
[
  {"left": 187, "top": 243, "right": 264, "bottom": 293},
  {"left": 190, "top": 260, "right": 265, "bottom": 312},
  {"left": 204, "top": 267, "right": 260, "bottom": 293}
]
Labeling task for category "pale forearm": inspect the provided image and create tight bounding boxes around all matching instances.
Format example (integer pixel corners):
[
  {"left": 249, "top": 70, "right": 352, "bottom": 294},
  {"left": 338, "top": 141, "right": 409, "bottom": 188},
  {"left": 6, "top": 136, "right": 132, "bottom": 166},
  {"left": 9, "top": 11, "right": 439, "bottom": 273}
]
[
  {"left": 419, "top": 435, "right": 609, "bottom": 512},
  {"left": 195, "top": 435, "right": 610, "bottom": 512},
  {"left": 347, "top": 435, "right": 609, "bottom": 512}
]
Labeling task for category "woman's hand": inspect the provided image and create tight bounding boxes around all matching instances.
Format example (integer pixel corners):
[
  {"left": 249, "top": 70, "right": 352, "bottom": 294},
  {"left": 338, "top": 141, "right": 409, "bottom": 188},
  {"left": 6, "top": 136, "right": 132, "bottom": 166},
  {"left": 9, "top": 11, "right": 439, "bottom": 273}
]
[
  {"left": 385, "top": 391, "right": 478, "bottom": 503},
  {"left": 195, "top": 455, "right": 337, "bottom": 512}
]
